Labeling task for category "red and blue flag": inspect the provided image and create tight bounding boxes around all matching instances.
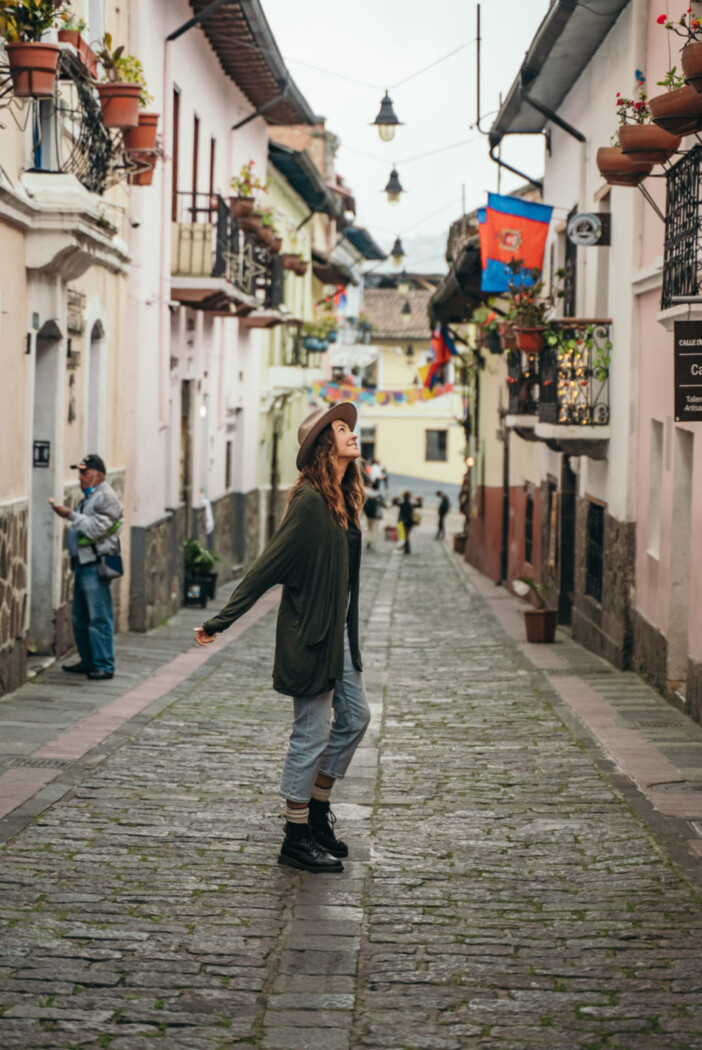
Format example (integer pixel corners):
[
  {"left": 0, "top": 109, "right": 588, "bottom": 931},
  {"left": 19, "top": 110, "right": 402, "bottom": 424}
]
[{"left": 481, "top": 193, "right": 553, "bottom": 293}]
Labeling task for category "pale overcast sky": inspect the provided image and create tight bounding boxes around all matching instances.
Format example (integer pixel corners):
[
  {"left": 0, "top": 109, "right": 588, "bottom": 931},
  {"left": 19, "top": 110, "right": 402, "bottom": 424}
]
[{"left": 262, "top": 0, "right": 550, "bottom": 275}]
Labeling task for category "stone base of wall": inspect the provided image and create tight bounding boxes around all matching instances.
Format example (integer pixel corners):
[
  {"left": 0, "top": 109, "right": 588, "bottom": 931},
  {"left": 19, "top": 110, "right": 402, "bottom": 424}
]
[
  {"left": 632, "top": 609, "right": 668, "bottom": 695},
  {"left": 572, "top": 504, "right": 635, "bottom": 670},
  {"left": 0, "top": 499, "right": 28, "bottom": 698},
  {"left": 129, "top": 504, "right": 185, "bottom": 632},
  {"left": 234, "top": 489, "right": 262, "bottom": 568}
]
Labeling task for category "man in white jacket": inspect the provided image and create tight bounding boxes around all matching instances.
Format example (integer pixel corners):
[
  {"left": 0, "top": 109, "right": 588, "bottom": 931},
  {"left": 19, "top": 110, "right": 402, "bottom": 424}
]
[{"left": 50, "top": 454, "right": 123, "bottom": 680}]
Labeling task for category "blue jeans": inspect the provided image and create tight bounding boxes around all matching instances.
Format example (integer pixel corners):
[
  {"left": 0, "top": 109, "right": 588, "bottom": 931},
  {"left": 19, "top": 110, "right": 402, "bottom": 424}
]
[
  {"left": 280, "top": 630, "right": 371, "bottom": 802},
  {"left": 72, "top": 562, "right": 115, "bottom": 673}
]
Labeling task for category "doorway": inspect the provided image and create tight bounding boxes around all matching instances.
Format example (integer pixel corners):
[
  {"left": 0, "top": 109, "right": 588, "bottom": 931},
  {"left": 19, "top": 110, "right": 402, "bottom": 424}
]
[
  {"left": 29, "top": 322, "right": 61, "bottom": 653},
  {"left": 558, "top": 456, "right": 576, "bottom": 624},
  {"left": 86, "top": 320, "right": 105, "bottom": 453},
  {"left": 667, "top": 429, "right": 693, "bottom": 691}
]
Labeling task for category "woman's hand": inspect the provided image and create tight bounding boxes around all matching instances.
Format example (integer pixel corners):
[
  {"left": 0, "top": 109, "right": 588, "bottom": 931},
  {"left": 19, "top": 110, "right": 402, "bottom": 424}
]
[{"left": 193, "top": 626, "right": 215, "bottom": 647}]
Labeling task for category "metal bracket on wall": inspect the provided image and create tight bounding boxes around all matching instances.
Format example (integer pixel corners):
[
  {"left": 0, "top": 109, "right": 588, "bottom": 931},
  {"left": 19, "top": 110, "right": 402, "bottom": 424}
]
[{"left": 637, "top": 182, "right": 665, "bottom": 222}]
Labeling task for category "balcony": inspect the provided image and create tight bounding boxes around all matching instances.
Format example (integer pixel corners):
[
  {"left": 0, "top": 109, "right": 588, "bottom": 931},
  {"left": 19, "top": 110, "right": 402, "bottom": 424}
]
[
  {"left": 170, "top": 192, "right": 284, "bottom": 319},
  {"left": 661, "top": 145, "right": 702, "bottom": 311},
  {"left": 505, "top": 320, "right": 611, "bottom": 460}
]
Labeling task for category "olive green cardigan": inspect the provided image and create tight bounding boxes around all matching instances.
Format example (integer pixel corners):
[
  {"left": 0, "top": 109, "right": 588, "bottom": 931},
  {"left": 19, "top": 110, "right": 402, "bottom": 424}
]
[{"left": 202, "top": 483, "right": 362, "bottom": 697}]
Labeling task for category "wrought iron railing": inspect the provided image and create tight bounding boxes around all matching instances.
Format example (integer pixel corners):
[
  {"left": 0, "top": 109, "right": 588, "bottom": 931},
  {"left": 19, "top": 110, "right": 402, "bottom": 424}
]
[
  {"left": 662, "top": 145, "right": 702, "bottom": 310},
  {"left": 171, "top": 191, "right": 283, "bottom": 308},
  {"left": 538, "top": 320, "right": 611, "bottom": 426},
  {"left": 506, "top": 350, "right": 538, "bottom": 416}
]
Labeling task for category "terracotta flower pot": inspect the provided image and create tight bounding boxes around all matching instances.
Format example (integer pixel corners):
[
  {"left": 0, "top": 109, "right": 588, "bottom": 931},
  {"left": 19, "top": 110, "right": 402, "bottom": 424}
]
[
  {"left": 524, "top": 608, "right": 558, "bottom": 643},
  {"left": 57, "top": 29, "right": 97, "bottom": 77},
  {"left": 229, "top": 196, "right": 255, "bottom": 219},
  {"left": 281, "top": 252, "right": 299, "bottom": 271},
  {"left": 123, "top": 112, "right": 159, "bottom": 151},
  {"left": 649, "top": 86, "right": 702, "bottom": 135},
  {"left": 7, "top": 41, "right": 60, "bottom": 98},
  {"left": 238, "top": 215, "right": 262, "bottom": 235},
  {"left": 97, "top": 82, "right": 141, "bottom": 129},
  {"left": 618, "top": 124, "right": 681, "bottom": 164},
  {"left": 513, "top": 325, "right": 546, "bottom": 354},
  {"left": 596, "top": 146, "right": 653, "bottom": 186},
  {"left": 295, "top": 260, "right": 308, "bottom": 276},
  {"left": 128, "top": 153, "right": 157, "bottom": 186},
  {"left": 682, "top": 41, "right": 702, "bottom": 94},
  {"left": 269, "top": 236, "right": 282, "bottom": 254}
]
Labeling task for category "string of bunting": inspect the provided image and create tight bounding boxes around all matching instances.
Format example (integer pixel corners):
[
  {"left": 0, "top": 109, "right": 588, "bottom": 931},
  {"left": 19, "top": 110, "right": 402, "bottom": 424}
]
[{"left": 311, "top": 381, "right": 454, "bottom": 406}]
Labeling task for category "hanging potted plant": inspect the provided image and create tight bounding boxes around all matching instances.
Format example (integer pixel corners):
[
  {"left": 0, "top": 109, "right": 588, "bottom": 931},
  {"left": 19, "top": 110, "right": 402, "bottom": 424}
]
[
  {"left": 229, "top": 159, "right": 266, "bottom": 218},
  {"left": 0, "top": 0, "right": 62, "bottom": 98},
  {"left": 514, "top": 577, "right": 558, "bottom": 644},
  {"left": 596, "top": 134, "right": 653, "bottom": 186},
  {"left": 281, "top": 252, "right": 299, "bottom": 271},
  {"left": 294, "top": 256, "right": 309, "bottom": 277},
  {"left": 649, "top": 63, "right": 702, "bottom": 135},
  {"left": 507, "top": 260, "right": 563, "bottom": 355},
  {"left": 95, "top": 33, "right": 146, "bottom": 129},
  {"left": 616, "top": 72, "right": 681, "bottom": 163},
  {"left": 56, "top": 3, "right": 96, "bottom": 77},
  {"left": 657, "top": 9, "right": 702, "bottom": 94},
  {"left": 471, "top": 306, "right": 502, "bottom": 354}
]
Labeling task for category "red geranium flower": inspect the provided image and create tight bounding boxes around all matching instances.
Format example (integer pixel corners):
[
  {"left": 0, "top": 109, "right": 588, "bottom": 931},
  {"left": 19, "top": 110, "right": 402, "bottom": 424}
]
[{"left": 657, "top": 13, "right": 667, "bottom": 23}]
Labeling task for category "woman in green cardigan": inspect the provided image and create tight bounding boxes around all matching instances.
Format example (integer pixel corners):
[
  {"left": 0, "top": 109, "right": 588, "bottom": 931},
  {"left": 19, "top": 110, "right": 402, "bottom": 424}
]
[{"left": 194, "top": 403, "right": 370, "bottom": 874}]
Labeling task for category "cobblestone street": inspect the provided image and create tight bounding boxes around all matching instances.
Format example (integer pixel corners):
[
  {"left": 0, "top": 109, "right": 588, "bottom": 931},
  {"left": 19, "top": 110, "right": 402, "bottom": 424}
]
[{"left": 3, "top": 526, "right": 702, "bottom": 1049}]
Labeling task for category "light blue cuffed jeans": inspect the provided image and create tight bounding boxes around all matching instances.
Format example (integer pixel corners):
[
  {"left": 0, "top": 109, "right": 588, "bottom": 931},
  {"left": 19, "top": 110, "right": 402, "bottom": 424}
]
[{"left": 280, "top": 628, "right": 371, "bottom": 803}]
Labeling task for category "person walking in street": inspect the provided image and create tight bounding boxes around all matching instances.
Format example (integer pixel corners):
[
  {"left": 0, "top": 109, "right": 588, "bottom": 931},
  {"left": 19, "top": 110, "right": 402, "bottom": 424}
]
[
  {"left": 363, "top": 479, "right": 385, "bottom": 551},
  {"left": 49, "top": 454, "right": 123, "bottom": 680},
  {"left": 194, "top": 403, "right": 371, "bottom": 875},
  {"left": 436, "top": 490, "right": 450, "bottom": 540},
  {"left": 393, "top": 490, "right": 423, "bottom": 555}
]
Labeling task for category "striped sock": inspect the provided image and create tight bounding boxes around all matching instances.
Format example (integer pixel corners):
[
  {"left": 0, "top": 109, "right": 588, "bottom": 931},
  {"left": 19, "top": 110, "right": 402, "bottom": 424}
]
[
  {"left": 311, "top": 784, "right": 332, "bottom": 803},
  {"left": 285, "top": 804, "right": 309, "bottom": 824}
]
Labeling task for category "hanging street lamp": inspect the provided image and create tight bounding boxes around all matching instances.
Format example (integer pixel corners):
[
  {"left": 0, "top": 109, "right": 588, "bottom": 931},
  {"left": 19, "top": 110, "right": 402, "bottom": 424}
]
[
  {"left": 401, "top": 299, "right": 412, "bottom": 325},
  {"left": 397, "top": 269, "right": 411, "bottom": 295},
  {"left": 390, "top": 236, "right": 406, "bottom": 267},
  {"left": 384, "top": 167, "right": 404, "bottom": 205},
  {"left": 371, "top": 91, "right": 403, "bottom": 142}
]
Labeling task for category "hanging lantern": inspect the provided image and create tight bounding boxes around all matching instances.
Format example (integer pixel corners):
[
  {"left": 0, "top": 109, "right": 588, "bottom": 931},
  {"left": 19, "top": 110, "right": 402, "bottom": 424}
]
[
  {"left": 371, "top": 91, "right": 402, "bottom": 142},
  {"left": 384, "top": 167, "right": 404, "bottom": 205},
  {"left": 390, "top": 236, "right": 405, "bottom": 267},
  {"left": 401, "top": 299, "right": 412, "bottom": 325},
  {"left": 397, "top": 269, "right": 411, "bottom": 295}
]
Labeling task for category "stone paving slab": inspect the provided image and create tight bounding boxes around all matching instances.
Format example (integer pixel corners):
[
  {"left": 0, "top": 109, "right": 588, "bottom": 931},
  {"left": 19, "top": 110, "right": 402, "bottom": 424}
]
[{"left": 2, "top": 523, "right": 702, "bottom": 1047}]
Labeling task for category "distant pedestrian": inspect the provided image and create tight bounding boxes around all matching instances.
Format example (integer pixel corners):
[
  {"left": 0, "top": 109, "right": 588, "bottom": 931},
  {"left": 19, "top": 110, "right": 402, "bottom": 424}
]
[
  {"left": 50, "top": 454, "right": 123, "bottom": 680},
  {"left": 364, "top": 480, "right": 386, "bottom": 550},
  {"left": 393, "top": 490, "right": 423, "bottom": 555},
  {"left": 436, "top": 490, "right": 450, "bottom": 540},
  {"left": 369, "top": 459, "right": 383, "bottom": 485},
  {"left": 379, "top": 461, "right": 389, "bottom": 492},
  {"left": 194, "top": 403, "right": 370, "bottom": 876}
]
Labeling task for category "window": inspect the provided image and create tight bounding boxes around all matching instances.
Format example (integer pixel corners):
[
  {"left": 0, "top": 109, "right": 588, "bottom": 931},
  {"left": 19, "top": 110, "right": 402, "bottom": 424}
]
[
  {"left": 426, "top": 430, "right": 447, "bottom": 462},
  {"left": 585, "top": 501, "right": 605, "bottom": 603},
  {"left": 525, "top": 493, "right": 534, "bottom": 564},
  {"left": 225, "top": 440, "right": 232, "bottom": 490}
]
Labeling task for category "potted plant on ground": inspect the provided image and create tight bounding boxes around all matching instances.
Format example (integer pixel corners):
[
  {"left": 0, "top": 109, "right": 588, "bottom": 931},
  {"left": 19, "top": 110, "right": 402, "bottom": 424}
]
[
  {"left": 95, "top": 33, "right": 147, "bottom": 129},
  {"left": 183, "top": 539, "right": 220, "bottom": 606},
  {"left": 513, "top": 576, "right": 558, "bottom": 643},
  {"left": 616, "top": 72, "right": 681, "bottom": 163},
  {"left": 0, "top": 0, "right": 62, "bottom": 98}
]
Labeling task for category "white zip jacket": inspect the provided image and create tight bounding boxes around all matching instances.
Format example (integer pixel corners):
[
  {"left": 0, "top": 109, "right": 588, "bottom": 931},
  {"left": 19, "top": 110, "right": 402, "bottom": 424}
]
[{"left": 68, "top": 481, "right": 123, "bottom": 566}]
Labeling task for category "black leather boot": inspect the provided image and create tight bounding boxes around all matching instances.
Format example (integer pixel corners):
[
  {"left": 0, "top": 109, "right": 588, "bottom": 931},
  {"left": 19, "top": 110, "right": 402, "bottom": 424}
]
[
  {"left": 308, "top": 799, "right": 349, "bottom": 858},
  {"left": 278, "top": 821, "right": 344, "bottom": 873}
]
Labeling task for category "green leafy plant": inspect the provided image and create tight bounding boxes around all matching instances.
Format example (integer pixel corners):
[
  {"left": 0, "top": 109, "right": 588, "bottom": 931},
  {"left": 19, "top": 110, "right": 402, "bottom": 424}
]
[
  {"left": 184, "top": 539, "right": 219, "bottom": 577},
  {"left": 96, "top": 32, "right": 152, "bottom": 106},
  {"left": 230, "top": 159, "right": 266, "bottom": 198},
  {"left": 616, "top": 71, "right": 649, "bottom": 125},
  {"left": 657, "top": 65, "right": 685, "bottom": 91},
  {"left": 657, "top": 9, "right": 702, "bottom": 43},
  {"left": 507, "top": 259, "right": 565, "bottom": 327},
  {"left": 0, "top": 0, "right": 60, "bottom": 43},
  {"left": 471, "top": 305, "right": 500, "bottom": 333},
  {"left": 57, "top": 2, "right": 84, "bottom": 30},
  {"left": 515, "top": 576, "right": 551, "bottom": 610}
]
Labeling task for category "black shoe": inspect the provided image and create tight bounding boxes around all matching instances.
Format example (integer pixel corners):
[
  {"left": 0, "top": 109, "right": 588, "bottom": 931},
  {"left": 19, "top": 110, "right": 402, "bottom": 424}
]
[
  {"left": 87, "top": 670, "right": 114, "bottom": 680},
  {"left": 309, "top": 799, "right": 349, "bottom": 858},
  {"left": 62, "top": 662, "right": 91, "bottom": 674},
  {"left": 278, "top": 822, "right": 344, "bottom": 873}
]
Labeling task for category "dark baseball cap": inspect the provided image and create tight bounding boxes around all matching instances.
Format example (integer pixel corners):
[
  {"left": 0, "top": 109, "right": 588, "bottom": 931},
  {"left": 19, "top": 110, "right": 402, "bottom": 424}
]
[{"left": 71, "top": 454, "right": 106, "bottom": 473}]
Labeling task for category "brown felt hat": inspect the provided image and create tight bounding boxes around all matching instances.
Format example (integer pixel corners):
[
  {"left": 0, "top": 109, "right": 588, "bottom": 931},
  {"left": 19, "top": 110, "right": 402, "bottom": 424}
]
[{"left": 296, "top": 402, "right": 358, "bottom": 470}]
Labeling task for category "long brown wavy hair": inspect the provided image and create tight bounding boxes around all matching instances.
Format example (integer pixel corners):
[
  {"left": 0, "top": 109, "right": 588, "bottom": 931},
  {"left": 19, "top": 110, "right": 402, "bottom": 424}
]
[{"left": 287, "top": 423, "right": 365, "bottom": 527}]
